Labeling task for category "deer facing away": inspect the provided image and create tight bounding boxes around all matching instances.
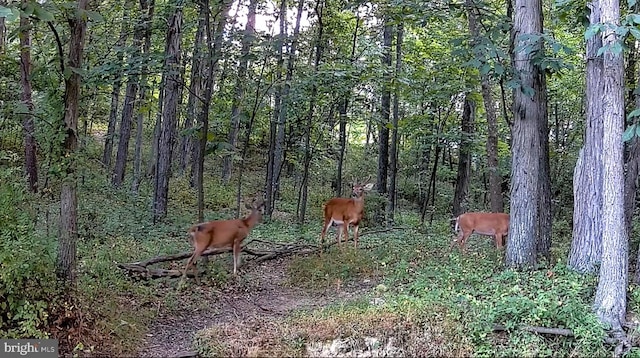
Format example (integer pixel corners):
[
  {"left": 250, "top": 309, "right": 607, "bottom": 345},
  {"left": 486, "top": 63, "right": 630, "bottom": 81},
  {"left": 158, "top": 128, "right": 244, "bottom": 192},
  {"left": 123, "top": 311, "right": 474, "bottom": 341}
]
[
  {"left": 320, "top": 179, "right": 374, "bottom": 249},
  {"left": 182, "top": 196, "right": 265, "bottom": 283}
]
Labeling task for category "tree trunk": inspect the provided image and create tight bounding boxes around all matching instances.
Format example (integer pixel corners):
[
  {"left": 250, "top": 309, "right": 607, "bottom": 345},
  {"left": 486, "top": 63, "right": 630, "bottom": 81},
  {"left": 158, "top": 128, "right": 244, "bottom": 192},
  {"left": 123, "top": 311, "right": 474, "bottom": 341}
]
[
  {"left": 131, "top": 0, "right": 154, "bottom": 193},
  {"left": 505, "top": 0, "right": 545, "bottom": 270},
  {"left": 222, "top": 0, "right": 257, "bottom": 183},
  {"left": 178, "top": 14, "right": 205, "bottom": 176},
  {"left": 153, "top": 2, "right": 182, "bottom": 222},
  {"left": 453, "top": 95, "right": 474, "bottom": 217},
  {"left": 102, "top": 0, "right": 131, "bottom": 169},
  {"left": 265, "top": 1, "right": 285, "bottom": 218},
  {"left": 388, "top": 23, "right": 403, "bottom": 224},
  {"left": 378, "top": 19, "right": 392, "bottom": 196},
  {"left": 112, "top": 1, "right": 147, "bottom": 187},
  {"left": 57, "top": 0, "right": 88, "bottom": 285},
  {"left": 20, "top": 2, "right": 37, "bottom": 193},
  {"left": 190, "top": 0, "right": 232, "bottom": 188},
  {"left": 466, "top": 0, "right": 503, "bottom": 212},
  {"left": 568, "top": 1, "right": 603, "bottom": 274},
  {"left": 195, "top": 0, "right": 216, "bottom": 222},
  {"left": 298, "top": 0, "right": 324, "bottom": 224},
  {"left": 594, "top": 0, "right": 628, "bottom": 333}
]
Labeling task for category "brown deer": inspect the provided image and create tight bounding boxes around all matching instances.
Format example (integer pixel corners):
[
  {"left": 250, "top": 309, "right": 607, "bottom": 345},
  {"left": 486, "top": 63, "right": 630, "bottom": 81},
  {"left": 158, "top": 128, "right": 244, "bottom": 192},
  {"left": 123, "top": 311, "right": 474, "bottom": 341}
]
[
  {"left": 452, "top": 212, "right": 510, "bottom": 252},
  {"left": 182, "top": 195, "right": 265, "bottom": 283},
  {"left": 320, "top": 177, "right": 374, "bottom": 248}
]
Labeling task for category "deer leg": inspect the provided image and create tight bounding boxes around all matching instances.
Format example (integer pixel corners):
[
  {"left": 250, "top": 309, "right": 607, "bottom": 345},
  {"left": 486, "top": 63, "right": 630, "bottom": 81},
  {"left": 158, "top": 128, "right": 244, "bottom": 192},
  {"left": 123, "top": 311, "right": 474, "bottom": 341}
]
[
  {"left": 320, "top": 219, "right": 331, "bottom": 246},
  {"left": 233, "top": 239, "right": 241, "bottom": 276},
  {"left": 353, "top": 224, "right": 359, "bottom": 248},
  {"left": 459, "top": 231, "right": 472, "bottom": 253},
  {"left": 342, "top": 223, "right": 349, "bottom": 246},
  {"left": 495, "top": 234, "right": 504, "bottom": 249},
  {"left": 183, "top": 247, "right": 205, "bottom": 284}
]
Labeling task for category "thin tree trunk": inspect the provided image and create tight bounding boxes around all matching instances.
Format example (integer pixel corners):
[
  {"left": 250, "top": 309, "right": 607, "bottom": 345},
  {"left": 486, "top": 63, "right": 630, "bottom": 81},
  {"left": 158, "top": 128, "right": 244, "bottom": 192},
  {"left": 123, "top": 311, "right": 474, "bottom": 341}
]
[
  {"left": 465, "top": 0, "right": 503, "bottom": 212},
  {"left": 568, "top": 1, "right": 603, "bottom": 274},
  {"left": 57, "top": 0, "right": 88, "bottom": 285},
  {"left": 131, "top": 0, "right": 154, "bottom": 193},
  {"left": 272, "top": 0, "right": 304, "bottom": 214},
  {"left": 452, "top": 95, "right": 474, "bottom": 217},
  {"left": 594, "top": 0, "right": 628, "bottom": 333},
  {"left": 378, "top": 18, "right": 392, "bottom": 196},
  {"left": 153, "top": 2, "right": 183, "bottom": 222},
  {"left": 112, "top": 1, "right": 147, "bottom": 187},
  {"left": 148, "top": 79, "right": 163, "bottom": 178},
  {"left": 178, "top": 15, "right": 205, "bottom": 176},
  {"left": 388, "top": 23, "right": 403, "bottom": 224},
  {"left": 190, "top": 0, "right": 232, "bottom": 187},
  {"left": 222, "top": 0, "right": 257, "bottom": 183},
  {"left": 20, "top": 1, "right": 37, "bottom": 193},
  {"left": 102, "top": 0, "right": 131, "bottom": 169},
  {"left": 298, "top": 0, "right": 324, "bottom": 224}
]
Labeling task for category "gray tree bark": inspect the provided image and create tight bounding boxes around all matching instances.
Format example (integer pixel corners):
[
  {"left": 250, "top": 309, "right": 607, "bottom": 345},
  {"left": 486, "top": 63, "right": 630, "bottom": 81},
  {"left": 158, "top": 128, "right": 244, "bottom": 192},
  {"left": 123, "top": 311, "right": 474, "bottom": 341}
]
[
  {"left": 153, "top": 2, "right": 183, "bottom": 222},
  {"left": 20, "top": 1, "right": 37, "bottom": 193},
  {"left": 112, "top": 0, "right": 147, "bottom": 187},
  {"left": 102, "top": 0, "right": 131, "bottom": 169},
  {"left": 593, "top": 0, "right": 628, "bottom": 333},
  {"left": 452, "top": 95, "right": 474, "bottom": 217},
  {"left": 57, "top": 0, "right": 88, "bottom": 285},
  {"left": 222, "top": 0, "right": 257, "bottom": 183},
  {"left": 568, "top": 1, "right": 603, "bottom": 274},
  {"left": 505, "top": 0, "right": 545, "bottom": 269}
]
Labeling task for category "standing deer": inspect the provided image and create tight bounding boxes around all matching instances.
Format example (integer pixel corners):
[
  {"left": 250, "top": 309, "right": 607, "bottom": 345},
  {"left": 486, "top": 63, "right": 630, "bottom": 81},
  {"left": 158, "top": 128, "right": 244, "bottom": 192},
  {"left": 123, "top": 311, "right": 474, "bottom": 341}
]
[
  {"left": 182, "top": 195, "right": 265, "bottom": 283},
  {"left": 452, "top": 212, "right": 510, "bottom": 252},
  {"left": 320, "top": 177, "right": 374, "bottom": 248}
]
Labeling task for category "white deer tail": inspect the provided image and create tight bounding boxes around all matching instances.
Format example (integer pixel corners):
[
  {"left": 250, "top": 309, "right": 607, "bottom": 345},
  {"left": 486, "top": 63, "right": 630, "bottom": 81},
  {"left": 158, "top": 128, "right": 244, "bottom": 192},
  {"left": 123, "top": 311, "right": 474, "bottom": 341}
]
[{"left": 454, "top": 216, "right": 460, "bottom": 233}]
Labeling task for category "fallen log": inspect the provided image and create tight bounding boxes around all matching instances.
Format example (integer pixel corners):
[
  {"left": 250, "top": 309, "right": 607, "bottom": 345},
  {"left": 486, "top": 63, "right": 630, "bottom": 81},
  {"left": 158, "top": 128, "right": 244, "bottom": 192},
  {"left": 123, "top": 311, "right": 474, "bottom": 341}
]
[
  {"left": 116, "top": 227, "right": 406, "bottom": 279},
  {"left": 493, "top": 324, "right": 574, "bottom": 336}
]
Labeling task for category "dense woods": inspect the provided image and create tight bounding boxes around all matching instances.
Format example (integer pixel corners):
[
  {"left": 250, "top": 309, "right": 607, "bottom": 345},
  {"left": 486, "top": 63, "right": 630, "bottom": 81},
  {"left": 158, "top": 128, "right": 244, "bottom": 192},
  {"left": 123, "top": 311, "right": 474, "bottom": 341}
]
[{"left": 2, "top": 0, "right": 640, "bottom": 356}]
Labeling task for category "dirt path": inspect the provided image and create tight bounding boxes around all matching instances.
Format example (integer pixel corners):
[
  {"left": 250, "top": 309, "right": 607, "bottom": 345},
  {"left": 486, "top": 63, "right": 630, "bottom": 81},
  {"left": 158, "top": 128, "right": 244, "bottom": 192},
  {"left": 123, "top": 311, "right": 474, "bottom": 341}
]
[{"left": 136, "top": 256, "right": 376, "bottom": 358}]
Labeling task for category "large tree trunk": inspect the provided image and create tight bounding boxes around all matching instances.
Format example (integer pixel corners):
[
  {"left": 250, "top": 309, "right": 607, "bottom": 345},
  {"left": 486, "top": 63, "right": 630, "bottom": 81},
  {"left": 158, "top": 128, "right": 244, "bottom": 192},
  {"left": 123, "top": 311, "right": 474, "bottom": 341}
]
[
  {"left": 387, "top": 23, "right": 403, "bottom": 224},
  {"left": 594, "top": 0, "right": 628, "bottom": 333},
  {"left": 102, "top": 0, "right": 131, "bottom": 169},
  {"left": 465, "top": 0, "right": 503, "bottom": 212},
  {"left": 131, "top": 0, "right": 154, "bottom": 193},
  {"left": 57, "top": 0, "right": 88, "bottom": 285},
  {"left": 505, "top": 0, "right": 545, "bottom": 269},
  {"left": 112, "top": 1, "right": 147, "bottom": 187},
  {"left": 152, "top": 2, "right": 182, "bottom": 222},
  {"left": 452, "top": 95, "right": 474, "bottom": 217},
  {"left": 222, "top": 0, "right": 257, "bottom": 183},
  {"left": 378, "top": 18, "right": 392, "bottom": 196},
  {"left": 568, "top": 1, "right": 603, "bottom": 274},
  {"left": 20, "top": 1, "right": 37, "bottom": 193}
]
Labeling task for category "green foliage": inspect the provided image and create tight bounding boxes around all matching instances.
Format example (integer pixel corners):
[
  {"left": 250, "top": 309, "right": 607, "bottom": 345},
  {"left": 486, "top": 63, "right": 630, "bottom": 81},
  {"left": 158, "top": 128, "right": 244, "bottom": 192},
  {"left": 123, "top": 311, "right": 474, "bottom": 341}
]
[{"left": 0, "top": 167, "right": 58, "bottom": 339}]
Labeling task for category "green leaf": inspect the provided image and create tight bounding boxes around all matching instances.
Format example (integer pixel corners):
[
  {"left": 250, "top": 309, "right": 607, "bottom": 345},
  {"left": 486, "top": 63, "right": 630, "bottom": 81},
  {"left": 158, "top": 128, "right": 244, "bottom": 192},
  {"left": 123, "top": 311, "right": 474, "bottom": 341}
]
[
  {"left": 623, "top": 124, "right": 636, "bottom": 142},
  {"left": 630, "top": 0, "right": 638, "bottom": 7},
  {"left": 584, "top": 24, "right": 600, "bottom": 40},
  {"left": 629, "top": 108, "right": 640, "bottom": 119},
  {"left": 636, "top": 125, "right": 640, "bottom": 138},
  {"left": 0, "top": 5, "right": 13, "bottom": 18},
  {"left": 631, "top": 27, "right": 640, "bottom": 40},
  {"left": 33, "top": 6, "right": 54, "bottom": 21}
]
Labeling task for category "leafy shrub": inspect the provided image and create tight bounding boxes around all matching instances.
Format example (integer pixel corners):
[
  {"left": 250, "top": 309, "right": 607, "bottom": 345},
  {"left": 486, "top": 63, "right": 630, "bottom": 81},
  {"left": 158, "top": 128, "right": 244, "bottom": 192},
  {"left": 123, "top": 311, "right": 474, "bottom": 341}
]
[{"left": 0, "top": 167, "right": 58, "bottom": 338}]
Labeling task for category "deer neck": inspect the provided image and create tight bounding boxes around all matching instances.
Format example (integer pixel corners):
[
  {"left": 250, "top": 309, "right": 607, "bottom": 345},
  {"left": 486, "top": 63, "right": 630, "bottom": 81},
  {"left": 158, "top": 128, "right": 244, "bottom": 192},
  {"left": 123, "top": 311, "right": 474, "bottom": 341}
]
[{"left": 243, "top": 209, "right": 262, "bottom": 229}]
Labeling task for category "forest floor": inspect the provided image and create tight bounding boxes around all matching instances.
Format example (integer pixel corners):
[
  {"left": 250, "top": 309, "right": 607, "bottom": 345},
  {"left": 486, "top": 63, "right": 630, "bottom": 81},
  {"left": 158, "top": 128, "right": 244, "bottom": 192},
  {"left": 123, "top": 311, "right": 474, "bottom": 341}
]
[{"left": 136, "top": 255, "right": 379, "bottom": 357}]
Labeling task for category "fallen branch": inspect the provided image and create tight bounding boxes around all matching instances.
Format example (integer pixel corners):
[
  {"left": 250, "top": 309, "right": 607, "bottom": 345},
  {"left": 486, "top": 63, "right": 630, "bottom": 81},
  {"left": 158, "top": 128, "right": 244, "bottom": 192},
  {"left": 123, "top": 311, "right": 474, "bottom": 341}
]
[{"left": 493, "top": 324, "right": 574, "bottom": 336}]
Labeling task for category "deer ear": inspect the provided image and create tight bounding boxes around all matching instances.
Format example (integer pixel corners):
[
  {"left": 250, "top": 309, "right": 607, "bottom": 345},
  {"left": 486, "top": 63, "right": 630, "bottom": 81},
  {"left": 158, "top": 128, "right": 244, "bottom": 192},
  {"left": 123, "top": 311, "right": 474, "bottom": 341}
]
[{"left": 363, "top": 183, "right": 374, "bottom": 191}]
